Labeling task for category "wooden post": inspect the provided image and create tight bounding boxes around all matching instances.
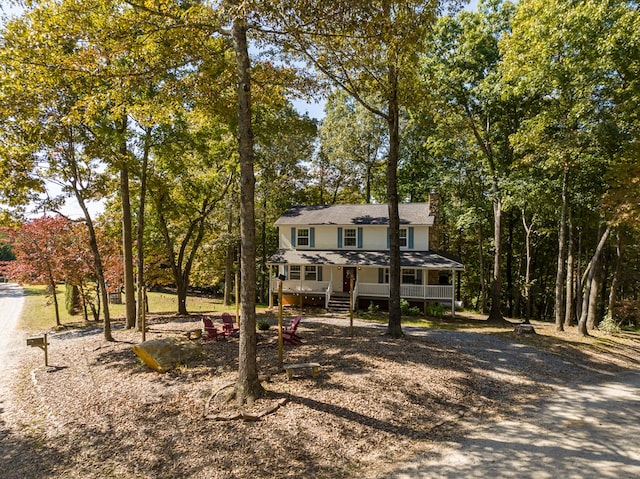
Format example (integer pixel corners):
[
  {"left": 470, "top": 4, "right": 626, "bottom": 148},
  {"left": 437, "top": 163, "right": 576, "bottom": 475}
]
[
  {"left": 349, "top": 275, "right": 354, "bottom": 337},
  {"left": 278, "top": 279, "right": 284, "bottom": 368},
  {"left": 26, "top": 333, "right": 49, "bottom": 366},
  {"left": 43, "top": 333, "right": 48, "bottom": 366},
  {"left": 235, "top": 268, "right": 240, "bottom": 326}
]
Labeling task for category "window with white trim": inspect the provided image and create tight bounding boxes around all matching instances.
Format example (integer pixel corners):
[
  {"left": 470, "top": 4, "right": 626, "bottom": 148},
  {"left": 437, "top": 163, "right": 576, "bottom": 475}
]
[
  {"left": 344, "top": 228, "right": 357, "bottom": 247},
  {"left": 297, "top": 228, "right": 309, "bottom": 246},
  {"left": 402, "top": 268, "right": 416, "bottom": 284},
  {"left": 304, "top": 265, "right": 317, "bottom": 281},
  {"left": 399, "top": 228, "right": 408, "bottom": 248},
  {"left": 379, "top": 268, "right": 389, "bottom": 283},
  {"left": 289, "top": 265, "right": 301, "bottom": 280}
]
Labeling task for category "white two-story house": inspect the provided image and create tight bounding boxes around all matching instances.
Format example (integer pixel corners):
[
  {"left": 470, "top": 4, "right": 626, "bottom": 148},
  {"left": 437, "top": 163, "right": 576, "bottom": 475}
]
[{"left": 267, "top": 202, "right": 464, "bottom": 314}]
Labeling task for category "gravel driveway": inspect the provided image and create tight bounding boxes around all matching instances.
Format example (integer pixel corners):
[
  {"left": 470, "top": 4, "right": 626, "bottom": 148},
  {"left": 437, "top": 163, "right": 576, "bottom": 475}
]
[
  {"left": 306, "top": 316, "right": 640, "bottom": 479},
  {"left": 390, "top": 371, "right": 640, "bottom": 478}
]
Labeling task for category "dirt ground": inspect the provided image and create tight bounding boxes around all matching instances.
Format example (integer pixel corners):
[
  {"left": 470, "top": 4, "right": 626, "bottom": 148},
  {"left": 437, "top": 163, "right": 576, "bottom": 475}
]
[{"left": 2, "top": 311, "right": 640, "bottom": 479}]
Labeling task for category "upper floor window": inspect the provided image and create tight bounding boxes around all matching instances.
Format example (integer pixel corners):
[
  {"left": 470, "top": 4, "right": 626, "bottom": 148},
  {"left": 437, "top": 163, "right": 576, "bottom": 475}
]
[
  {"left": 400, "top": 228, "right": 408, "bottom": 248},
  {"left": 297, "top": 228, "right": 309, "bottom": 246},
  {"left": 339, "top": 226, "right": 362, "bottom": 248},
  {"left": 344, "top": 228, "right": 357, "bottom": 247}
]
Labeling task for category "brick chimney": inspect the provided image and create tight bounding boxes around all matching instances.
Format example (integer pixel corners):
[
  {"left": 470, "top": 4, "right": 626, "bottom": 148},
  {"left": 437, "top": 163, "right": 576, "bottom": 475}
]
[{"left": 428, "top": 189, "right": 440, "bottom": 218}]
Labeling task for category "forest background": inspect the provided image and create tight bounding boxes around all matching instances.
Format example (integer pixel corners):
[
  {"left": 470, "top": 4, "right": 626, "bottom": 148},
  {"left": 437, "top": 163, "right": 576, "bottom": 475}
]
[{"left": 0, "top": 0, "right": 639, "bottom": 341}]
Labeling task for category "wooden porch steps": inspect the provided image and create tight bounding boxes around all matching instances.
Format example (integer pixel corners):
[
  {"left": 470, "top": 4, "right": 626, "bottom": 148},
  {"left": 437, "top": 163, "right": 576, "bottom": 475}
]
[{"left": 327, "top": 294, "right": 351, "bottom": 313}]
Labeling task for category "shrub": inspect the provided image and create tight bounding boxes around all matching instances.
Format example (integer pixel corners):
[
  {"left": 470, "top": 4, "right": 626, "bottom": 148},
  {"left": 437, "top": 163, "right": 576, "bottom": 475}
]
[
  {"left": 599, "top": 314, "right": 621, "bottom": 334},
  {"left": 400, "top": 299, "right": 421, "bottom": 316},
  {"left": 427, "top": 303, "right": 446, "bottom": 318},
  {"left": 65, "top": 283, "right": 81, "bottom": 315},
  {"left": 256, "top": 319, "right": 270, "bottom": 331}
]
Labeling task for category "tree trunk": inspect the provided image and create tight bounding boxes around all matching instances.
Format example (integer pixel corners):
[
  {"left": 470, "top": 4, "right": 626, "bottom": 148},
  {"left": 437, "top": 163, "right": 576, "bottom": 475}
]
[
  {"left": 586, "top": 263, "right": 602, "bottom": 330},
  {"left": 575, "top": 229, "right": 583, "bottom": 323},
  {"left": 607, "top": 230, "right": 622, "bottom": 321},
  {"left": 232, "top": 11, "right": 264, "bottom": 405},
  {"left": 83, "top": 205, "right": 113, "bottom": 340},
  {"left": 224, "top": 207, "right": 234, "bottom": 306},
  {"left": 136, "top": 127, "right": 151, "bottom": 331},
  {"left": 554, "top": 166, "right": 569, "bottom": 331},
  {"left": 385, "top": 65, "right": 402, "bottom": 338},
  {"left": 119, "top": 116, "right": 136, "bottom": 329},
  {"left": 177, "top": 276, "right": 189, "bottom": 316},
  {"left": 564, "top": 210, "right": 574, "bottom": 328},
  {"left": 578, "top": 226, "right": 610, "bottom": 336},
  {"left": 521, "top": 209, "right": 534, "bottom": 323},
  {"left": 477, "top": 228, "right": 488, "bottom": 313},
  {"left": 487, "top": 194, "right": 504, "bottom": 323},
  {"left": 49, "top": 272, "right": 61, "bottom": 327},
  {"left": 67, "top": 130, "right": 113, "bottom": 341},
  {"left": 506, "top": 213, "right": 514, "bottom": 317}
]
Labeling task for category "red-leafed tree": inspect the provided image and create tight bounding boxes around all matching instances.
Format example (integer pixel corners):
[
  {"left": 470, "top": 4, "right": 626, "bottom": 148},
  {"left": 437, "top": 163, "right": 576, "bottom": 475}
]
[{"left": 7, "top": 216, "right": 75, "bottom": 327}]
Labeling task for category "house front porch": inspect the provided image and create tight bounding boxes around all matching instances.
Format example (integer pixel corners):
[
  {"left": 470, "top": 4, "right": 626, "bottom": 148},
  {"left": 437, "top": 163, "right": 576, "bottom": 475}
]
[{"left": 267, "top": 254, "right": 463, "bottom": 315}]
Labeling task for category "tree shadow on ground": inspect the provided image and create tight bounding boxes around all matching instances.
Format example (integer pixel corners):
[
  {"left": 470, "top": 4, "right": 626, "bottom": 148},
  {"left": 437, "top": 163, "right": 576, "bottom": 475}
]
[{"left": 0, "top": 398, "right": 61, "bottom": 479}]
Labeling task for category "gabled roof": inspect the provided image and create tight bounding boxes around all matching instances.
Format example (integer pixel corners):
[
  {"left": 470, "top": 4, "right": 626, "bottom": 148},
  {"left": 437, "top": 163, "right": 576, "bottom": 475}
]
[
  {"left": 268, "top": 249, "right": 464, "bottom": 270},
  {"left": 274, "top": 203, "right": 434, "bottom": 226}
]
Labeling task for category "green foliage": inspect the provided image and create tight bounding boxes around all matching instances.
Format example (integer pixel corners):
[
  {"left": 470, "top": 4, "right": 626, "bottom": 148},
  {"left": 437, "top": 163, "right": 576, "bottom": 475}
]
[
  {"left": 400, "top": 299, "right": 421, "bottom": 316},
  {"left": 64, "top": 283, "right": 81, "bottom": 316},
  {"left": 0, "top": 243, "right": 15, "bottom": 261},
  {"left": 598, "top": 315, "right": 621, "bottom": 334},
  {"left": 256, "top": 319, "right": 271, "bottom": 331},
  {"left": 427, "top": 303, "right": 446, "bottom": 318}
]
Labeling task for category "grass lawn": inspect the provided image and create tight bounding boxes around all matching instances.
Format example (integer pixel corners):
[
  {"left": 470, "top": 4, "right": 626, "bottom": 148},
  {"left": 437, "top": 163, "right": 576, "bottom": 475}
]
[{"left": 18, "top": 284, "right": 266, "bottom": 332}]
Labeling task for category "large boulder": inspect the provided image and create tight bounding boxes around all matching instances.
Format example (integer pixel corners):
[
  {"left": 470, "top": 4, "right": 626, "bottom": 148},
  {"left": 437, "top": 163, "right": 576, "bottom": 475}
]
[{"left": 132, "top": 337, "right": 201, "bottom": 372}]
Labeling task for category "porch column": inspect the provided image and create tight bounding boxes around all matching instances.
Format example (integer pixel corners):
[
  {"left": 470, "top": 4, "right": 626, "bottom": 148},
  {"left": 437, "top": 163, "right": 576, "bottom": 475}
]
[
  {"left": 451, "top": 269, "right": 456, "bottom": 317},
  {"left": 268, "top": 265, "right": 274, "bottom": 309},
  {"left": 423, "top": 268, "right": 428, "bottom": 317}
]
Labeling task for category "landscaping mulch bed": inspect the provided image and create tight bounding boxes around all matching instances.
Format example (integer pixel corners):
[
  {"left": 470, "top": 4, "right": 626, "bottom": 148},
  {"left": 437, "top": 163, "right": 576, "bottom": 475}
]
[{"left": 3, "top": 313, "right": 639, "bottom": 479}]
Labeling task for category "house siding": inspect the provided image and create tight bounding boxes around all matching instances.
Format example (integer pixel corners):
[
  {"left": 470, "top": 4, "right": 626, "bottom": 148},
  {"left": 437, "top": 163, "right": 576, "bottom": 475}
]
[{"left": 279, "top": 223, "right": 430, "bottom": 251}]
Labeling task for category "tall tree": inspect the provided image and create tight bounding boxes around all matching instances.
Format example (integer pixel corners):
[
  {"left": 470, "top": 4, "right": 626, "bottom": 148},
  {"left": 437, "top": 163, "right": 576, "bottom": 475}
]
[
  {"left": 229, "top": 1, "right": 264, "bottom": 405},
  {"left": 261, "top": 0, "right": 441, "bottom": 336},
  {"left": 317, "top": 90, "right": 387, "bottom": 204},
  {"left": 420, "top": 0, "right": 520, "bottom": 324},
  {"left": 149, "top": 112, "right": 235, "bottom": 315},
  {"left": 501, "top": 0, "right": 620, "bottom": 330}
]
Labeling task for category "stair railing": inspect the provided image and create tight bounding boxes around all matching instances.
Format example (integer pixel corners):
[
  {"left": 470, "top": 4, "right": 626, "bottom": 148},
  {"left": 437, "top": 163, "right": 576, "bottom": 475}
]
[{"left": 325, "top": 281, "right": 333, "bottom": 309}]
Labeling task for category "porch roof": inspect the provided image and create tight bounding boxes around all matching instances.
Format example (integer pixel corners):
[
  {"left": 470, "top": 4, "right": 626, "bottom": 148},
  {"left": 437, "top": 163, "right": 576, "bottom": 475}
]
[{"left": 267, "top": 249, "right": 464, "bottom": 270}]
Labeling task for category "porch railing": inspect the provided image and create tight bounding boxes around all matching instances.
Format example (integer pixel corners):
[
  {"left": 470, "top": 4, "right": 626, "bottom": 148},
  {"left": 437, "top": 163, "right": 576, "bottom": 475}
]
[
  {"left": 359, "top": 283, "right": 453, "bottom": 301},
  {"left": 271, "top": 279, "right": 453, "bottom": 301}
]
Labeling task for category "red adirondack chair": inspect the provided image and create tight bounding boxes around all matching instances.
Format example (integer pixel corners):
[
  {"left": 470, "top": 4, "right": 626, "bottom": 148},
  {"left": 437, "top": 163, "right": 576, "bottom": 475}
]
[
  {"left": 283, "top": 315, "right": 302, "bottom": 345},
  {"left": 221, "top": 312, "right": 239, "bottom": 337},
  {"left": 202, "top": 317, "right": 225, "bottom": 341}
]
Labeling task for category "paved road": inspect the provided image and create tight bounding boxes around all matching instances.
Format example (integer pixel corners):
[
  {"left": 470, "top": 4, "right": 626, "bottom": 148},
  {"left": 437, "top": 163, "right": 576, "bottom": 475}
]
[
  {"left": 390, "top": 371, "right": 640, "bottom": 479},
  {"left": 0, "top": 283, "right": 25, "bottom": 414},
  {"left": 0, "top": 283, "right": 25, "bottom": 381}
]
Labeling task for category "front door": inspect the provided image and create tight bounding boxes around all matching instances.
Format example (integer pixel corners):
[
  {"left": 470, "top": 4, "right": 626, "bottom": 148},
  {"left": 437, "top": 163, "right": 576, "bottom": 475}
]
[{"left": 342, "top": 267, "right": 357, "bottom": 292}]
